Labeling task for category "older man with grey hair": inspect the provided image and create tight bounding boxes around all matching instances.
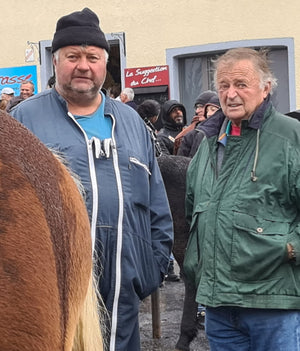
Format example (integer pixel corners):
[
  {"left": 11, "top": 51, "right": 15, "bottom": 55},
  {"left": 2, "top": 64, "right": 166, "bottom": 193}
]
[
  {"left": 116, "top": 87, "right": 137, "bottom": 110},
  {"left": 184, "top": 47, "right": 300, "bottom": 351}
]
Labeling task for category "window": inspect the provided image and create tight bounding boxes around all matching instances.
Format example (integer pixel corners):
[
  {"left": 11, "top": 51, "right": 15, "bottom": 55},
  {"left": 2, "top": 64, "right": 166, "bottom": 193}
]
[{"left": 167, "top": 38, "right": 296, "bottom": 123}]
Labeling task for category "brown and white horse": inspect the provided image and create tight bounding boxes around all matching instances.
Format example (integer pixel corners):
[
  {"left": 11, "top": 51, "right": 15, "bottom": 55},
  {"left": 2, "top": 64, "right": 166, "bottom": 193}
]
[{"left": 0, "top": 110, "right": 103, "bottom": 351}]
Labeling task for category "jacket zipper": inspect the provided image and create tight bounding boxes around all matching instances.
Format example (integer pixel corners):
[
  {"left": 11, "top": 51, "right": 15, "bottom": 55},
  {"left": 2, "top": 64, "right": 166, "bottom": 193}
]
[
  {"left": 129, "top": 156, "right": 151, "bottom": 175},
  {"left": 108, "top": 114, "right": 124, "bottom": 351},
  {"left": 67, "top": 112, "right": 98, "bottom": 253}
]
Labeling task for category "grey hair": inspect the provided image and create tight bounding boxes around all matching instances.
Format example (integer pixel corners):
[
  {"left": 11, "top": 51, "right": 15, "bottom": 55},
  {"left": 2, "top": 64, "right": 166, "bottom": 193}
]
[
  {"left": 20, "top": 80, "right": 35, "bottom": 92},
  {"left": 213, "top": 47, "right": 277, "bottom": 95},
  {"left": 122, "top": 87, "right": 135, "bottom": 101}
]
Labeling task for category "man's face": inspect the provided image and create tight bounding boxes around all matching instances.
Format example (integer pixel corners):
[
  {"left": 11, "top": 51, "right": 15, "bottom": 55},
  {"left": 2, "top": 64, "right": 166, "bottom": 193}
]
[
  {"left": 194, "top": 103, "right": 205, "bottom": 118},
  {"left": 170, "top": 106, "right": 184, "bottom": 125},
  {"left": 206, "top": 105, "right": 219, "bottom": 118},
  {"left": 1, "top": 93, "right": 13, "bottom": 101},
  {"left": 120, "top": 92, "right": 128, "bottom": 103},
  {"left": 20, "top": 84, "right": 34, "bottom": 99},
  {"left": 53, "top": 45, "right": 107, "bottom": 99},
  {"left": 216, "top": 59, "right": 270, "bottom": 126}
]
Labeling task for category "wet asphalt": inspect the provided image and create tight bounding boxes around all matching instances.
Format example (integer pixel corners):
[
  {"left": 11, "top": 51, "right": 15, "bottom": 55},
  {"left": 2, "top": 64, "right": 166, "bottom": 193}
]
[{"left": 139, "top": 264, "right": 210, "bottom": 351}]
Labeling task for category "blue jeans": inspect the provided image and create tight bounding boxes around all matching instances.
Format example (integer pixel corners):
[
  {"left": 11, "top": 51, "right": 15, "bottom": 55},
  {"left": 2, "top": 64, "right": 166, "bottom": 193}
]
[{"left": 205, "top": 306, "right": 300, "bottom": 351}]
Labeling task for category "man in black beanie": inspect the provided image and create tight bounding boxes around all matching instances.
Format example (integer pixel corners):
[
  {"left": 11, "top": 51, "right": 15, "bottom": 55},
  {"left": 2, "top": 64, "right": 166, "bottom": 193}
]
[{"left": 11, "top": 8, "right": 173, "bottom": 351}]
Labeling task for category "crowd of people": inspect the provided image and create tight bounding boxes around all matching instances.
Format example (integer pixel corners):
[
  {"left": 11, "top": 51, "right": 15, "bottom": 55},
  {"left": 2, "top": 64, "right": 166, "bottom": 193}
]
[
  {"left": 0, "top": 80, "right": 35, "bottom": 112},
  {"left": 4, "top": 6, "right": 300, "bottom": 351}
]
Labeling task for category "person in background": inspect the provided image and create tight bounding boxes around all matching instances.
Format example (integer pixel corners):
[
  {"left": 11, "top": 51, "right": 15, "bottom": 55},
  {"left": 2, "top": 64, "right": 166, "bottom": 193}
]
[
  {"left": 174, "top": 90, "right": 217, "bottom": 154},
  {"left": 11, "top": 8, "right": 173, "bottom": 351},
  {"left": 179, "top": 93, "right": 221, "bottom": 325},
  {"left": 0, "top": 99, "right": 8, "bottom": 110},
  {"left": 137, "top": 99, "right": 162, "bottom": 157},
  {"left": 1, "top": 87, "right": 15, "bottom": 102},
  {"left": 47, "top": 74, "right": 56, "bottom": 88},
  {"left": 157, "top": 99, "right": 187, "bottom": 155},
  {"left": 0, "top": 87, "right": 15, "bottom": 110},
  {"left": 156, "top": 99, "right": 187, "bottom": 281},
  {"left": 137, "top": 98, "right": 161, "bottom": 126},
  {"left": 177, "top": 94, "right": 221, "bottom": 157},
  {"left": 204, "top": 94, "right": 221, "bottom": 119},
  {"left": 137, "top": 98, "right": 180, "bottom": 281},
  {"left": 184, "top": 47, "right": 300, "bottom": 351},
  {"left": 6, "top": 80, "right": 34, "bottom": 112},
  {"left": 107, "top": 83, "right": 121, "bottom": 99},
  {"left": 116, "top": 87, "right": 137, "bottom": 110}
]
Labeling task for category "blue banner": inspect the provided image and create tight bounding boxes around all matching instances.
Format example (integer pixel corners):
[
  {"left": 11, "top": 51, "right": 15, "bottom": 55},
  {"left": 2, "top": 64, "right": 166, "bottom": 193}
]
[{"left": 0, "top": 65, "right": 38, "bottom": 97}]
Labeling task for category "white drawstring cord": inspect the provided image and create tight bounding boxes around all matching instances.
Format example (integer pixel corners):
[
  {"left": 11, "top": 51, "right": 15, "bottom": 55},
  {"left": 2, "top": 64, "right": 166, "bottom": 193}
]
[{"left": 251, "top": 129, "right": 260, "bottom": 182}]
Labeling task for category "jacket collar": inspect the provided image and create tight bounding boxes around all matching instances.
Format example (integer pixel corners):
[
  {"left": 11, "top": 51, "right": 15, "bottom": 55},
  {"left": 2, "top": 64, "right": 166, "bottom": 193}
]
[
  {"left": 246, "top": 94, "right": 271, "bottom": 130},
  {"left": 197, "top": 94, "right": 272, "bottom": 138},
  {"left": 52, "top": 87, "right": 114, "bottom": 116}
]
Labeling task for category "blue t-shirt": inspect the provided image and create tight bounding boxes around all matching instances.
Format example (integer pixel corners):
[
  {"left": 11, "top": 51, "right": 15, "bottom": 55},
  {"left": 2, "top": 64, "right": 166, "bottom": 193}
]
[{"left": 74, "top": 92, "right": 112, "bottom": 140}]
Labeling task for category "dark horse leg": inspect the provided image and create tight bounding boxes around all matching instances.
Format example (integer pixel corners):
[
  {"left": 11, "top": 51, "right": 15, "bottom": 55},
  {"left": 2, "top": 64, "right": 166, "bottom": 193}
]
[
  {"left": 175, "top": 273, "right": 199, "bottom": 351},
  {"left": 157, "top": 155, "right": 200, "bottom": 351}
]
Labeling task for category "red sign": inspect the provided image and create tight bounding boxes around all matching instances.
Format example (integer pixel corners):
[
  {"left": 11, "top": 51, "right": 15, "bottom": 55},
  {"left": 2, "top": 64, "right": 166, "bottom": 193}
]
[{"left": 125, "top": 65, "right": 169, "bottom": 88}]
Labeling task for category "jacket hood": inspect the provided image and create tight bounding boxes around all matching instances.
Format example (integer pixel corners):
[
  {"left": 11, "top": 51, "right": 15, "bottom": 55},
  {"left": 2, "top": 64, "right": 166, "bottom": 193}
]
[
  {"left": 161, "top": 100, "right": 187, "bottom": 131},
  {"left": 194, "top": 90, "right": 217, "bottom": 108}
]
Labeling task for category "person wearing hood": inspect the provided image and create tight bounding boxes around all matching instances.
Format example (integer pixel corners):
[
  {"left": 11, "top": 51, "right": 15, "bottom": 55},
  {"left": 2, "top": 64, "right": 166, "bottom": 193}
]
[
  {"left": 174, "top": 90, "right": 217, "bottom": 154},
  {"left": 184, "top": 47, "right": 300, "bottom": 351},
  {"left": 157, "top": 99, "right": 187, "bottom": 155},
  {"left": 177, "top": 94, "right": 221, "bottom": 158},
  {"left": 203, "top": 94, "right": 221, "bottom": 119},
  {"left": 137, "top": 99, "right": 162, "bottom": 157}
]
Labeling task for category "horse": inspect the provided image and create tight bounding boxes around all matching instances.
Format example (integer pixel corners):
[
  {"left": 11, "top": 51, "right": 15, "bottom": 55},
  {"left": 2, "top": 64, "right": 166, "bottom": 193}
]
[
  {"left": 157, "top": 154, "right": 200, "bottom": 351},
  {"left": 0, "top": 110, "right": 103, "bottom": 351}
]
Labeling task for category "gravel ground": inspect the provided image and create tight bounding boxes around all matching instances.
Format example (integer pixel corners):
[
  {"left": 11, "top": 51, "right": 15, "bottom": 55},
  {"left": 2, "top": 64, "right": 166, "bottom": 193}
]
[{"left": 139, "top": 264, "right": 210, "bottom": 351}]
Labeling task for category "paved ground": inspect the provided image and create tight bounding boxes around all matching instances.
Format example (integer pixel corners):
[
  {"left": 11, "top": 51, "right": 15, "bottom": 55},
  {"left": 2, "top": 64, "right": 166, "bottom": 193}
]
[{"left": 139, "top": 265, "right": 210, "bottom": 351}]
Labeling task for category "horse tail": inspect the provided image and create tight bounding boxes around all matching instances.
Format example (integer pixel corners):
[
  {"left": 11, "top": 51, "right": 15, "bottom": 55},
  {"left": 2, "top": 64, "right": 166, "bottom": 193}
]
[{"left": 72, "top": 271, "right": 105, "bottom": 351}]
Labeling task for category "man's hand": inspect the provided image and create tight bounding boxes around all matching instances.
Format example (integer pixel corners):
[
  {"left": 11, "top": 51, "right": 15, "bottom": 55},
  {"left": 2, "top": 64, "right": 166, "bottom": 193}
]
[{"left": 287, "top": 243, "right": 296, "bottom": 261}]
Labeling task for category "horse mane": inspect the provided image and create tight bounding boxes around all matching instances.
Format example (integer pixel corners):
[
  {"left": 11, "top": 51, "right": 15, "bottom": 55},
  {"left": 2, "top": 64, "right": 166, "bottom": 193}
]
[{"left": 0, "top": 110, "right": 103, "bottom": 351}]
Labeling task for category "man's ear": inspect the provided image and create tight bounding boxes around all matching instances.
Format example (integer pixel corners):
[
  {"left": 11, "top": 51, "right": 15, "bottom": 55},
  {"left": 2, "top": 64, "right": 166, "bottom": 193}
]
[{"left": 263, "top": 81, "right": 271, "bottom": 98}]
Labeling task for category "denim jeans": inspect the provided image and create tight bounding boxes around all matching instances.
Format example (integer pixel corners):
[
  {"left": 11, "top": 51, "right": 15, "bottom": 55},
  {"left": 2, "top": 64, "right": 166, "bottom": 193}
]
[{"left": 205, "top": 306, "right": 300, "bottom": 351}]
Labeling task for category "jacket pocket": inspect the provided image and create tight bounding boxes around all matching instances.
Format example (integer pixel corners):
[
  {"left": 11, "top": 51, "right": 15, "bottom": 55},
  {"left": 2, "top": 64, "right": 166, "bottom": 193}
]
[
  {"left": 128, "top": 155, "right": 150, "bottom": 210},
  {"left": 127, "top": 231, "right": 161, "bottom": 300},
  {"left": 183, "top": 206, "right": 207, "bottom": 286},
  {"left": 231, "top": 211, "right": 288, "bottom": 282}
]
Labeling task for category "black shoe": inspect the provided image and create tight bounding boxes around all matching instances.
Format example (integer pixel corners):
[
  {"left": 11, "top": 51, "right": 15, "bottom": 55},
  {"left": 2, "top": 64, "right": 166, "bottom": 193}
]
[
  {"left": 196, "top": 309, "right": 205, "bottom": 329},
  {"left": 165, "top": 272, "right": 180, "bottom": 282},
  {"left": 165, "top": 259, "right": 180, "bottom": 281}
]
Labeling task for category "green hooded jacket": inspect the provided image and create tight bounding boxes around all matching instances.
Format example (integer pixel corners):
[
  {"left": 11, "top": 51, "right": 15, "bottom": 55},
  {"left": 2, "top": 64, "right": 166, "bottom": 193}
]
[{"left": 184, "top": 97, "right": 300, "bottom": 309}]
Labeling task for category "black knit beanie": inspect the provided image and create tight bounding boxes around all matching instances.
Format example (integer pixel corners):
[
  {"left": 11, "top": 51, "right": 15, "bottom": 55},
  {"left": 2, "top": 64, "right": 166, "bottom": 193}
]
[{"left": 51, "top": 8, "right": 109, "bottom": 53}]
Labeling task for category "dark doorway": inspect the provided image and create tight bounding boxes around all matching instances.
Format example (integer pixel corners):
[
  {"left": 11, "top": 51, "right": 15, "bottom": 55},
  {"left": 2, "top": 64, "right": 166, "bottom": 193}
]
[{"left": 104, "top": 43, "right": 121, "bottom": 97}]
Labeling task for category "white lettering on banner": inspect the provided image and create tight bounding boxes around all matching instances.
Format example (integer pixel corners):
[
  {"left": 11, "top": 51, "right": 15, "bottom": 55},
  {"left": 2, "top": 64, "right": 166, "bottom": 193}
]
[
  {"left": 130, "top": 80, "right": 139, "bottom": 86},
  {"left": 141, "top": 76, "right": 157, "bottom": 84},
  {"left": 126, "top": 65, "right": 168, "bottom": 87},
  {"left": 135, "top": 66, "right": 167, "bottom": 77}
]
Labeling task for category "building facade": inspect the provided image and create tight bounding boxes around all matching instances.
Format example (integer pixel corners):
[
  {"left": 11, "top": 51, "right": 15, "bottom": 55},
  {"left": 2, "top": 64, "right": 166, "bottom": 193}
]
[{"left": 1, "top": 0, "right": 300, "bottom": 121}]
